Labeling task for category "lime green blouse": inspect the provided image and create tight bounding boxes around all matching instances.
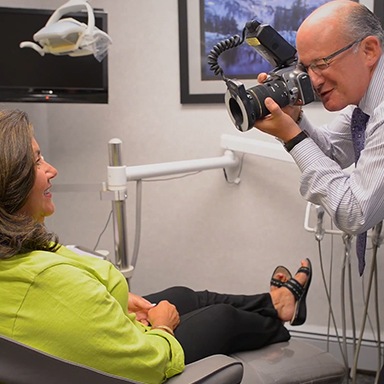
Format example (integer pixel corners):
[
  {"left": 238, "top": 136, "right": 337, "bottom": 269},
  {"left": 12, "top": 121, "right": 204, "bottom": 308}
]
[{"left": 0, "top": 246, "right": 185, "bottom": 383}]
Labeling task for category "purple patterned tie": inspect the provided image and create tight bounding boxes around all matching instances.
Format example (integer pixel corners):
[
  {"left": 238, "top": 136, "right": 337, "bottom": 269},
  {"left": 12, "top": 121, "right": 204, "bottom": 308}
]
[{"left": 350, "top": 107, "right": 369, "bottom": 276}]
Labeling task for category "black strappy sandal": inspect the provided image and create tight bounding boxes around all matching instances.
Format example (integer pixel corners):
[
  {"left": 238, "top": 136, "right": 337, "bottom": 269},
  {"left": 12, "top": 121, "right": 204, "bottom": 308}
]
[{"left": 283, "top": 258, "right": 312, "bottom": 326}]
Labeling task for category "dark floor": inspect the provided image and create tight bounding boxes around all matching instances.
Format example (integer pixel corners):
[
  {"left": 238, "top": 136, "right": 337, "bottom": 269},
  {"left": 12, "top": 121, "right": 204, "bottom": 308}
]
[{"left": 343, "top": 372, "right": 376, "bottom": 383}]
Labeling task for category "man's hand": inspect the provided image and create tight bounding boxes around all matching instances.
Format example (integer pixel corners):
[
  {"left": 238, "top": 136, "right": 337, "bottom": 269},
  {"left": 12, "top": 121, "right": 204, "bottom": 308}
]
[
  {"left": 255, "top": 97, "right": 302, "bottom": 142},
  {"left": 254, "top": 73, "right": 303, "bottom": 142}
]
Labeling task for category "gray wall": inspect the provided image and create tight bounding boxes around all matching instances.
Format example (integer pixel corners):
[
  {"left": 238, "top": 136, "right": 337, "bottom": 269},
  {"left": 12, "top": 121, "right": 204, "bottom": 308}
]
[{"left": 2, "top": 0, "right": 382, "bottom": 346}]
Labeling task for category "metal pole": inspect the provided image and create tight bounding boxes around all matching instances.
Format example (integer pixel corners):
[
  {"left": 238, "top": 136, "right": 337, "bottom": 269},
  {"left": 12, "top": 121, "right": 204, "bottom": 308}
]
[{"left": 108, "top": 139, "right": 130, "bottom": 273}]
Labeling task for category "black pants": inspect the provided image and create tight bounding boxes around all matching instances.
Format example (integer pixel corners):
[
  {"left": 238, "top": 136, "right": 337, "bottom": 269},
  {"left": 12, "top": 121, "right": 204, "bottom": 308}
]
[
  {"left": 144, "top": 286, "right": 290, "bottom": 364},
  {"left": 379, "top": 365, "right": 384, "bottom": 383}
]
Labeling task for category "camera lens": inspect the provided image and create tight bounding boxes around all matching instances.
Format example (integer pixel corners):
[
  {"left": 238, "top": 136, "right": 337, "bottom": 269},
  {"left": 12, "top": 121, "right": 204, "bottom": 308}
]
[
  {"left": 228, "top": 97, "right": 245, "bottom": 127},
  {"left": 225, "top": 79, "right": 291, "bottom": 132},
  {"left": 248, "top": 80, "right": 291, "bottom": 119}
]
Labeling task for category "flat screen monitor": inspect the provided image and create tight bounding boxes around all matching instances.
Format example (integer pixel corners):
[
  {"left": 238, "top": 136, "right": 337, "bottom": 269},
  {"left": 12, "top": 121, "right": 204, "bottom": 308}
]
[{"left": 0, "top": 6, "right": 109, "bottom": 103}]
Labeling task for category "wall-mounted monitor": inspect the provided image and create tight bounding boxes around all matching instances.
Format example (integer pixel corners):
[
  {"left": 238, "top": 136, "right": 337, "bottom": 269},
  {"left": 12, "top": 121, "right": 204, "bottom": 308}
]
[{"left": 0, "top": 6, "right": 109, "bottom": 104}]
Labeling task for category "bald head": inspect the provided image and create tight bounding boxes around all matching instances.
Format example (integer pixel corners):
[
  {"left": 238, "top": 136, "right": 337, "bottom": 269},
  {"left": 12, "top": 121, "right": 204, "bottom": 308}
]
[
  {"left": 298, "top": 1, "right": 359, "bottom": 43},
  {"left": 295, "top": 1, "right": 383, "bottom": 111},
  {"left": 297, "top": 1, "right": 384, "bottom": 49}
]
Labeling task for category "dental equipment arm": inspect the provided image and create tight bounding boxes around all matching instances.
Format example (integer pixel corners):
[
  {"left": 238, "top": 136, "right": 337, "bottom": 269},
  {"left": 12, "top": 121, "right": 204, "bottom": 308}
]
[
  {"left": 101, "top": 139, "right": 240, "bottom": 279},
  {"left": 304, "top": 202, "right": 343, "bottom": 236}
]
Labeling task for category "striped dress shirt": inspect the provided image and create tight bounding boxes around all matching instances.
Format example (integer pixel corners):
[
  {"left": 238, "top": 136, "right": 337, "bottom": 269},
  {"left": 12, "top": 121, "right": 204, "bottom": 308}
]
[{"left": 290, "top": 54, "right": 384, "bottom": 235}]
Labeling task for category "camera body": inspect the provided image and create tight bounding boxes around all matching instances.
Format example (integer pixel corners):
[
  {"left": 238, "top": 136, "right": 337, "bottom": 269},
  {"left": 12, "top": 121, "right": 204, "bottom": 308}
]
[{"left": 223, "top": 20, "right": 315, "bottom": 132}]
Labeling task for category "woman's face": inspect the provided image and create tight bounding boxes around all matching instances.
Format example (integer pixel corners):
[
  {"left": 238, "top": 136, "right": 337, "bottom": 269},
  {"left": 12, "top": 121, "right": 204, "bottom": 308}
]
[{"left": 18, "top": 138, "right": 58, "bottom": 223}]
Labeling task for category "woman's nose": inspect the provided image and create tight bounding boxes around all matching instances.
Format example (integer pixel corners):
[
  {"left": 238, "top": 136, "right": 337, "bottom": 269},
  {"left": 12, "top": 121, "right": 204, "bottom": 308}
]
[{"left": 46, "top": 161, "right": 58, "bottom": 179}]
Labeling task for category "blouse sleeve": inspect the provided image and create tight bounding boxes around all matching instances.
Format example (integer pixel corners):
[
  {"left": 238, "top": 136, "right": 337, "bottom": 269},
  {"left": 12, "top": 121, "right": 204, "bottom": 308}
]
[{"left": 12, "top": 263, "right": 185, "bottom": 384}]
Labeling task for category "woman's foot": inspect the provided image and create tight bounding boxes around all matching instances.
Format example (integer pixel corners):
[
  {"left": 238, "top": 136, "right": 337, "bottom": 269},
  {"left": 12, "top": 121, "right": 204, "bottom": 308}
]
[
  {"left": 270, "top": 266, "right": 291, "bottom": 292},
  {"left": 269, "top": 259, "right": 312, "bottom": 324}
]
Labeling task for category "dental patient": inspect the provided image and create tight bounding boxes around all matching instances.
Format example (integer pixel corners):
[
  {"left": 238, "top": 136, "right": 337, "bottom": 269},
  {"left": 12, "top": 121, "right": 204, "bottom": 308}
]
[{"left": 0, "top": 109, "right": 312, "bottom": 384}]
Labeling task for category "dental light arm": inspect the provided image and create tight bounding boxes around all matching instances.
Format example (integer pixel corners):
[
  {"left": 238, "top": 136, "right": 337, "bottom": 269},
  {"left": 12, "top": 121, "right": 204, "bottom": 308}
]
[
  {"left": 101, "top": 139, "right": 240, "bottom": 278},
  {"left": 122, "top": 152, "right": 239, "bottom": 181},
  {"left": 44, "top": 0, "right": 95, "bottom": 28},
  {"left": 19, "top": 0, "right": 111, "bottom": 61}
]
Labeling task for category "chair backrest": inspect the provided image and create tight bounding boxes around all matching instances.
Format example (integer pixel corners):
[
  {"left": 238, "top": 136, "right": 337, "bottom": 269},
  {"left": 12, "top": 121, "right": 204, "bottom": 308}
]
[
  {"left": 0, "top": 334, "right": 142, "bottom": 384},
  {"left": 0, "top": 334, "right": 243, "bottom": 384}
]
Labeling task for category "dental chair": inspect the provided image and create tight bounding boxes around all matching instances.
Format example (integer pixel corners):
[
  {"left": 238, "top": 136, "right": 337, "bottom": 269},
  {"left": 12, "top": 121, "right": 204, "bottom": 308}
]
[
  {"left": 0, "top": 333, "right": 346, "bottom": 384},
  {"left": 0, "top": 334, "right": 242, "bottom": 384}
]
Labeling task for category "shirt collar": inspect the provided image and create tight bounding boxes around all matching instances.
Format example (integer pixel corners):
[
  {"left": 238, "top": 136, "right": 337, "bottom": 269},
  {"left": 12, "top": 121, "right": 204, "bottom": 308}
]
[{"left": 359, "top": 53, "right": 384, "bottom": 116}]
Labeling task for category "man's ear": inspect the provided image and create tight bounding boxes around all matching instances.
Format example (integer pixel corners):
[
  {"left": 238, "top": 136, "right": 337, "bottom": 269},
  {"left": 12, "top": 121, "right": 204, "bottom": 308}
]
[{"left": 361, "top": 36, "right": 382, "bottom": 67}]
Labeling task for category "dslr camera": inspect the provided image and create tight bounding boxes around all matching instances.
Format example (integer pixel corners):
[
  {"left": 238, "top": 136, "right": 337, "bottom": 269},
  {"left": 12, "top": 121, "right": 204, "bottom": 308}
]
[{"left": 208, "top": 20, "right": 315, "bottom": 132}]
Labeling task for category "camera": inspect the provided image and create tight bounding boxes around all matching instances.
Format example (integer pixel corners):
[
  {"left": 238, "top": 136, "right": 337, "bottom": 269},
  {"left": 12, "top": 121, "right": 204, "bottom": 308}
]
[{"left": 208, "top": 20, "right": 315, "bottom": 132}]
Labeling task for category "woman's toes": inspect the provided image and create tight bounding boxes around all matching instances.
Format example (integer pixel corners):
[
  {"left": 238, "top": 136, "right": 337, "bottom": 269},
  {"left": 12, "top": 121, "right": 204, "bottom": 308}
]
[
  {"left": 293, "top": 260, "right": 310, "bottom": 287},
  {"left": 270, "top": 266, "right": 292, "bottom": 291}
]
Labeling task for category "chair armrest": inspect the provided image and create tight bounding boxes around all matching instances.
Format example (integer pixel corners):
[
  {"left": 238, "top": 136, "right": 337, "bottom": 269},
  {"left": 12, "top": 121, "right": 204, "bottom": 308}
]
[{"left": 166, "top": 354, "right": 243, "bottom": 384}]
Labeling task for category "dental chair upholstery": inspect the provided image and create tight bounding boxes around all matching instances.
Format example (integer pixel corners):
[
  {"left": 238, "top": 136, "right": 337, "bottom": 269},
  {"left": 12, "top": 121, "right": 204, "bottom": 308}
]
[
  {"left": 233, "top": 338, "right": 346, "bottom": 383},
  {"left": 0, "top": 334, "right": 346, "bottom": 384},
  {"left": 0, "top": 334, "right": 242, "bottom": 384}
]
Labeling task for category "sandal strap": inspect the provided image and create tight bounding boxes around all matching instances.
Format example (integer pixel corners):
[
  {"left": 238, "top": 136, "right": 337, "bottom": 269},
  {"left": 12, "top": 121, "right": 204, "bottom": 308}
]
[
  {"left": 270, "top": 278, "right": 284, "bottom": 288},
  {"left": 284, "top": 278, "right": 304, "bottom": 301},
  {"left": 296, "top": 266, "right": 310, "bottom": 276}
]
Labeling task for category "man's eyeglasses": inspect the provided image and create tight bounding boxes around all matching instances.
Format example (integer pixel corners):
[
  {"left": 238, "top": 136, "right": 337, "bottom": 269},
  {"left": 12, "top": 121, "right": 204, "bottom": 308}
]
[{"left": 299, "top": 38, "right": 364, "bottom": 75}]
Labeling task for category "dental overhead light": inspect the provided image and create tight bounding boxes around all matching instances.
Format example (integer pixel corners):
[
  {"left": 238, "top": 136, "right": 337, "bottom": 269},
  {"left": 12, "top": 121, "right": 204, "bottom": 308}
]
[{"left": 19, "top": 0, "right": 112, "bottom": 62}]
